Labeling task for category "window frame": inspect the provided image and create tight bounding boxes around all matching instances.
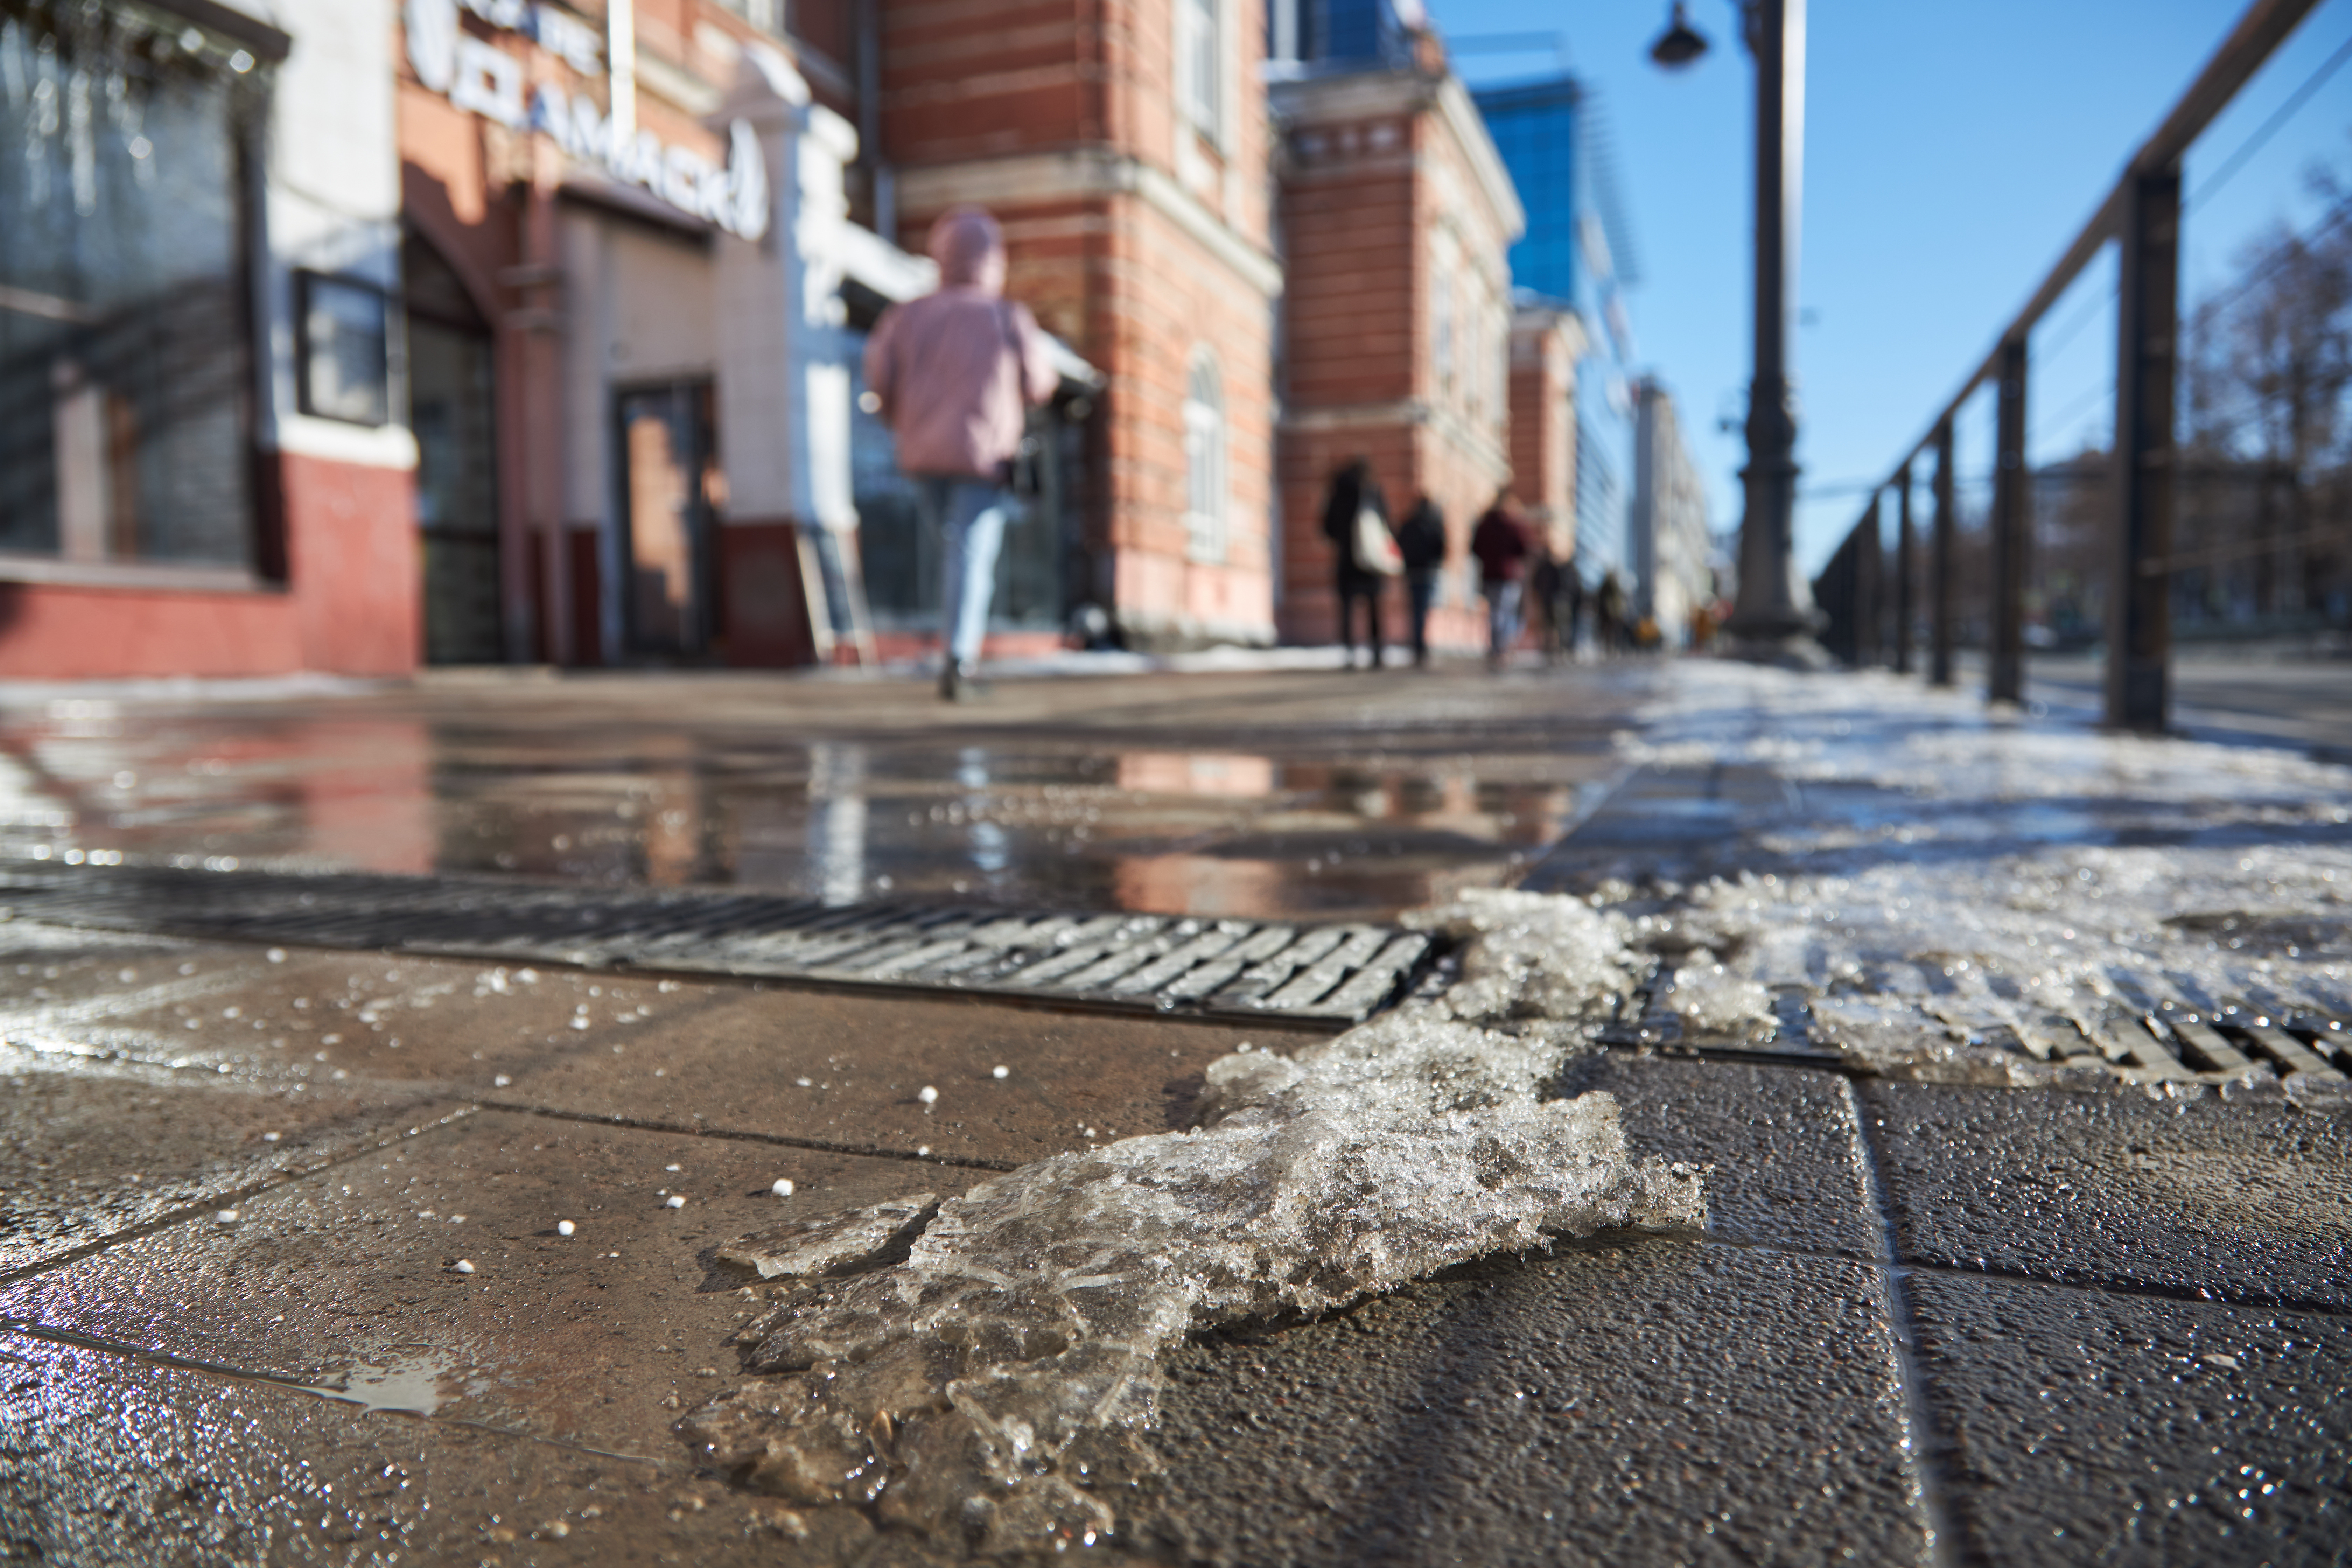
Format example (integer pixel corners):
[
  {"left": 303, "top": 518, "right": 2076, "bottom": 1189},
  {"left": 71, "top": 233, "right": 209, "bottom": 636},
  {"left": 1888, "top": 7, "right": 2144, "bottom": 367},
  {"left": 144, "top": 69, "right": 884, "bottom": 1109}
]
[
  {"left": 1182, "top": 350, "right": 1227, "bottom": 564},
  {"left": 1176, "top": 0, "right": 1222, "bottom": 139},
  {"left": 295, "top": 270, "right": 396, "bottom": 428}
]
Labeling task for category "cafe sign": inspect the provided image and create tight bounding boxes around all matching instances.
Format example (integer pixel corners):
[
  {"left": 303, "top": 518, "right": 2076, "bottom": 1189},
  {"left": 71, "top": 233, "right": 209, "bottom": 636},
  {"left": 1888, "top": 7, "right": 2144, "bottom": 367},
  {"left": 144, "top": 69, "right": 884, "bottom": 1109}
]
[{"left": 404, "top": 0, "right": 769, "bottom": 241}]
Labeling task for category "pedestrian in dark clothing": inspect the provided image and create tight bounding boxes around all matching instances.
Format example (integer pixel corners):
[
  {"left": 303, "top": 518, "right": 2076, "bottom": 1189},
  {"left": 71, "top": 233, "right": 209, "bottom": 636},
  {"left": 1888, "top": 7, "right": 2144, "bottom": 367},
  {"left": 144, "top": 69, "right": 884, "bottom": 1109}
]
[
  {"left": 1393, "top": 495, "right": 1447, "bottom": 667},
  {"left": 1321, "top": 457, "right": 1393, "bottom": 670},
  {"left": 1530, "top": 550, "right": 1580, "bottom": 663},
  {"left": 1469, "top": 489, "right": 1533, "bottom": 669},
  {"left": 1596, "top": 569, "right": 1630, "bottom": 657}
]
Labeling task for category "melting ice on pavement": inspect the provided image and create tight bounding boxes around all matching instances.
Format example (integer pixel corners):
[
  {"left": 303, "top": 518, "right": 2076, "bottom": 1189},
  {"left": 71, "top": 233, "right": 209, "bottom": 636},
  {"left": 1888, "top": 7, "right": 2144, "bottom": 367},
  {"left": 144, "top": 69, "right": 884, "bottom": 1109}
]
[{"left": 681, "top": 918, "right": 1701, "bottom": 1557}]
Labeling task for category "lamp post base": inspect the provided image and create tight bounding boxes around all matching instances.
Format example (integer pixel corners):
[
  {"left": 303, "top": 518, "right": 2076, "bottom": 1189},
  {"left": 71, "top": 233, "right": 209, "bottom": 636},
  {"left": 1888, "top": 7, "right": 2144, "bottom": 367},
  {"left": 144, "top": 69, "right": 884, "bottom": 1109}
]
[{"left": 1719, "top": 624, "right": 1832, "bottom": 670}]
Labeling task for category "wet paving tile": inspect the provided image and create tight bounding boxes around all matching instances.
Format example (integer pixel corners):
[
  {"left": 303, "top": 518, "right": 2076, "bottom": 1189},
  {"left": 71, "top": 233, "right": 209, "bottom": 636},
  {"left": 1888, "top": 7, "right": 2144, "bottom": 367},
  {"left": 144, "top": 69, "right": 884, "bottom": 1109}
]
[
  {"left": 0, "top": 1331, "right": 803, "bottom": 1566},
  {"left": 0, "top": 1044, "right": 442, "bottom": 1275},
  {"left": 495, "top": 984, "right": 1294, "bottom": 1166},
  {"left": 0, "top": 1110, "right": 962, "bottom": 1461},
  {"left": 1143, "top": 1237, "right": 1929, "bottom": 1568},
  {"left": 1905, "top": 1270, "right": 2352, "bottom": 1567},
  {"left": 0, "top": 667, "right": 1642, "bottom": 922},
  {"left": 1563, "top": 1052, "right": 1881, "bottom": 1258},
  {"left": 1860, "top": 1080, "right": 2352, "bottom": 1309},
  {"left": 0, "top": 934, "right": 618, "bottom": 1091}
]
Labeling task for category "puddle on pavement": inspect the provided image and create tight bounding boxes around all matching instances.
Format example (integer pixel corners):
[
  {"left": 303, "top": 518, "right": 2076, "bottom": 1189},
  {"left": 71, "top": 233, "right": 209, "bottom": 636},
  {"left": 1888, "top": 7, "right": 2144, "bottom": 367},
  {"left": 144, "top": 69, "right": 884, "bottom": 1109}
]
[
  {"left": 311, "top": 1346, "right": 478, "bottom": 1415},
  {"left": 0, "top": 695, "right": 1613, "bottom": 920}
]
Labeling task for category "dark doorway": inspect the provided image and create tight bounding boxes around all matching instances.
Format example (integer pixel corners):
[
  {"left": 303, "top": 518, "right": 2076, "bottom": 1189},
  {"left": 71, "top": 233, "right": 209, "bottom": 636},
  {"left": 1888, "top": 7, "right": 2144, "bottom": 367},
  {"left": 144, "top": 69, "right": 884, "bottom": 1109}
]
[
  {"left": 402, "top": 233, "right": 503, "bottom": 664},
  {"left": 615, "top": 381, "right": 720, "bottom": 659}
]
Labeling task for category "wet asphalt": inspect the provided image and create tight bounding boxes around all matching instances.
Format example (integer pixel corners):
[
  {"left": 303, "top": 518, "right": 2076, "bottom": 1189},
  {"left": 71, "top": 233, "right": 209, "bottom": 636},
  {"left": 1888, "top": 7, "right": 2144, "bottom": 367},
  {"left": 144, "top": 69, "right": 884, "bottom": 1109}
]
[{"left": 1, "top": 659, "right": 2347, "bottom": 1566}]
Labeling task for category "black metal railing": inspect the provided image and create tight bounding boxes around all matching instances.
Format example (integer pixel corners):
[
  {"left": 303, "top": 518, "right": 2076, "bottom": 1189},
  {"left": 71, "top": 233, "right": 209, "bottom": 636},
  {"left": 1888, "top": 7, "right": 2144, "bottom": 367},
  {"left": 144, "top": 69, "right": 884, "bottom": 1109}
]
[{"left": 1811, "top": 0, "right": 2347, "bottom": 729}]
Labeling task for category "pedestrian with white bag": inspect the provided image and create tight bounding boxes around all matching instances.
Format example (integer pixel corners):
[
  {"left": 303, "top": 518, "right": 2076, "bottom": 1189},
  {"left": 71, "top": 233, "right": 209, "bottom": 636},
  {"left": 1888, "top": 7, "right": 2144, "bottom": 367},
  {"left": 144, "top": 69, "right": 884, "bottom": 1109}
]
[{"left": 1320, "top": 457, "right": 1401, "bottom": 670}]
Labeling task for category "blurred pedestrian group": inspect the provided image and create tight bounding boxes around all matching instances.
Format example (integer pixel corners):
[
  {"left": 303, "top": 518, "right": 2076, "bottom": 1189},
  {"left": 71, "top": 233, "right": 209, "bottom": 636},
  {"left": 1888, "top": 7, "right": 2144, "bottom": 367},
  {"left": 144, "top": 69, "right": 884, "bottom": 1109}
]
[{"left": 1319, "top": 457, "right": 1634, "bottom": 671}]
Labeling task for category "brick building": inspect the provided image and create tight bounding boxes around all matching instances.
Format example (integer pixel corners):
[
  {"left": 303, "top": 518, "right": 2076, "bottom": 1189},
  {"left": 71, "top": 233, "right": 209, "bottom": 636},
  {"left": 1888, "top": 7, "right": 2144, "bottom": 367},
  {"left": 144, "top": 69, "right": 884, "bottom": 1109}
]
[
  {"left": 0, "top": 0, "right": 416, "bottom": 679},
  {"left": 1509, "top": 304, "right": 1584, "bottom": 563},
  {"left": 1268, "top": 11, "right": 1524, "bottom": 650},
  {"left": 877, "top": 0, "right": 1283, "bottom": 651},
  {"left": 0, "top": 0, "right": 1588, "bottom": 678}
]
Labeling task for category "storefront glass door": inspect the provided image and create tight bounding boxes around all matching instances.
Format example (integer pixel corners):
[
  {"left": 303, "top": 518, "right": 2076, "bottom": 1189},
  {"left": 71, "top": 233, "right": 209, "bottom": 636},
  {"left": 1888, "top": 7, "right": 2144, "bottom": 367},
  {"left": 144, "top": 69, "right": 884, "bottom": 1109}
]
[{"left": 615, "top": 382, "right": 718, "bottom": 658}]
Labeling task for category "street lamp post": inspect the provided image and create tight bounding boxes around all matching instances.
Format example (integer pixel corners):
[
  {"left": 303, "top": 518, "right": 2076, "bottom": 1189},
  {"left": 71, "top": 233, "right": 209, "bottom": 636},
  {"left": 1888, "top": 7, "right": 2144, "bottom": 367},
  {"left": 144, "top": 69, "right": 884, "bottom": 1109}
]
[{"left": 1652, "top": 0, "right": 1824, "bottom": 663}]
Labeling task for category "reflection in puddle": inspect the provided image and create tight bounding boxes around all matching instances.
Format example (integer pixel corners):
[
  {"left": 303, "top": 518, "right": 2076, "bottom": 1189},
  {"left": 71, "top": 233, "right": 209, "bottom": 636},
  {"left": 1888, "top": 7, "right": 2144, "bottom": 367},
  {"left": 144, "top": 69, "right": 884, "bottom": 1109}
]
[
  {"left": 313, "top": 1346, "right": 475, "bottom": 1415},
  {"left": 0, "top": 688, "right": 1620, "bottom": 920}
]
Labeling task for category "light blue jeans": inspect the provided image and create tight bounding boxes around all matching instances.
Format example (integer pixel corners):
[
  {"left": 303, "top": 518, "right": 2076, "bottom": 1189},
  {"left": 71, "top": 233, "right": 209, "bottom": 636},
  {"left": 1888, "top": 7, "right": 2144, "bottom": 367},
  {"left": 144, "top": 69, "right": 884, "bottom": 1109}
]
[
  {"left": 1486, "top": 579, "right": 1524, "bottom": 659},
  {"left": 917, "top": 476, "right": 1010, "bottom": 666}
]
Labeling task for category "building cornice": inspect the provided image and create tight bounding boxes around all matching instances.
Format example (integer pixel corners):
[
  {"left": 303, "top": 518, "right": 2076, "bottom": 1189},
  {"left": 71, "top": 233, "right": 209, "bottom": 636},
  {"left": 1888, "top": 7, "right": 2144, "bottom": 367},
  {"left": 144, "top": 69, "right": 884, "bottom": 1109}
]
[
  {"left": 896, "top": 150, "right": 1283, "bottom": 298},
  {"left": 1432, "top": 74, "right": 1525, "bottom": 241},
  {"left": 1268, "top": 69, "right": 1524, "bottom": 242},
  {"left": 1279, "top": 398, "right": 1512, "bottom": 481}
]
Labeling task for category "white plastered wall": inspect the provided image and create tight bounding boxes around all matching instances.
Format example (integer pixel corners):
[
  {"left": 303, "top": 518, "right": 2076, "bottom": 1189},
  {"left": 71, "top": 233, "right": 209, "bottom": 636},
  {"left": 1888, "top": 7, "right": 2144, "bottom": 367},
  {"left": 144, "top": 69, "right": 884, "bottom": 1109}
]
[{"left": 236, "top": 0, "right": 415, "bottom": 470}]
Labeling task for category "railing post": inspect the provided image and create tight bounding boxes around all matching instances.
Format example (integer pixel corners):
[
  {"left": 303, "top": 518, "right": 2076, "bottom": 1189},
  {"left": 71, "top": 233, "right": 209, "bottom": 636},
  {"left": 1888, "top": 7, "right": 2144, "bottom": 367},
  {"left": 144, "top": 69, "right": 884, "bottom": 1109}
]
[
  {"left": 1988, "top": 335, "right": 2030, "bottom": 705},
  {"left": 2106, "top": 169, "right": 2180, "bottom": 732},
  {"left": 1893, "top": 463, "right": 1915, "bottom": 674},
  {"left": 1931, "top": 422, "right": 1955, "bottom": 686},
  {"left": 1855, "top": 495, "right": 1883, "bottom": 667}
]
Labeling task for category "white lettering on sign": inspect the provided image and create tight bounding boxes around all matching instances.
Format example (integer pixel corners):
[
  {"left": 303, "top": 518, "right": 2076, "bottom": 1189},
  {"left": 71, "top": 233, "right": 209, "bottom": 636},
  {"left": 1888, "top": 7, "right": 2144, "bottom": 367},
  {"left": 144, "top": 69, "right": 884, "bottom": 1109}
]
[
  {"left": 404, "top": 0, "right": 768, "bottom": 241},
  {"left": 449, "top": 36, "right": 525, "bottom": 128}
]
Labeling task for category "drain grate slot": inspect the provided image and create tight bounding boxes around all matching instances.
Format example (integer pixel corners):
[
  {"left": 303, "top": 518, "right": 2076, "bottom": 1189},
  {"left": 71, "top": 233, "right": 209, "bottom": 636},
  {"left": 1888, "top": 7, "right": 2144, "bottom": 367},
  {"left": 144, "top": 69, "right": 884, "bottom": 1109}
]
[
  {"left": 0, "top": 863, "right": 1436, "bottom": 1025},
  {"left": 1596, "top": 958, "right": 2351, "bottom": 1088}
]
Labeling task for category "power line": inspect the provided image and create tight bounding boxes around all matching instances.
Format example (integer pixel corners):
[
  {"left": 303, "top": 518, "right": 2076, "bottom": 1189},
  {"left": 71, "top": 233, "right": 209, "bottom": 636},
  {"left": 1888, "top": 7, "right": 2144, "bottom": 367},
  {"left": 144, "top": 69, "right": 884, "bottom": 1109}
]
[
  {"left": 2033, "top": 280, "right": 2118, "bottom": 363},
  {"left": 2031, "top": 380, "right": 2115, "bottom": 453},
  {"left": 2192, "top": 196, "right": 2352, "bottom": 322},
  {"left": 2186, "top": 28, "right": 2352, "bottom": 211}
]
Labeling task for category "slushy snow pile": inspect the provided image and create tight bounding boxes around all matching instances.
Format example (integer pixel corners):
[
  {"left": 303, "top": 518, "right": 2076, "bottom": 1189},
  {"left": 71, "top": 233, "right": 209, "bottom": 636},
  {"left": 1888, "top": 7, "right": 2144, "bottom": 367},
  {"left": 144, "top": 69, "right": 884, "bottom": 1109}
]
[{"left": 682, "top": 955, "right": 1700, "bottom": 1557}]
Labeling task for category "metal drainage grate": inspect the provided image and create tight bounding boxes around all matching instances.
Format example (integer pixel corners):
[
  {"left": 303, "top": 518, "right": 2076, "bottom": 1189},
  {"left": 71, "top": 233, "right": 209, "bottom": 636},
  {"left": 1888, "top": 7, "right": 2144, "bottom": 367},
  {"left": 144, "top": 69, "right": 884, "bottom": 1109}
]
[
  {"left": 1981, "top": 994, "right": 2351, "bottom": 1087},
  {"left": 1595, "top": 968, "right": 1846, "bottom": 1068},
  {"left": 0, "top": 863, "right": 1439, "bottom": 1025},
  {"left": 1599, "top": 962, "right": 2351, "bottom": 1087}
]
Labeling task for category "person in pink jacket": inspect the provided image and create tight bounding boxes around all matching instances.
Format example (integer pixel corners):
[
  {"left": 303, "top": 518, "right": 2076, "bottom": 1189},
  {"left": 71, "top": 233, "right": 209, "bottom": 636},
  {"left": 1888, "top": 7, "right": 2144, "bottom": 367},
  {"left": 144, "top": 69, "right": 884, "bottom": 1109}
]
[{"left": 863, "top": 207, "right": 1059, "bottom": 700}]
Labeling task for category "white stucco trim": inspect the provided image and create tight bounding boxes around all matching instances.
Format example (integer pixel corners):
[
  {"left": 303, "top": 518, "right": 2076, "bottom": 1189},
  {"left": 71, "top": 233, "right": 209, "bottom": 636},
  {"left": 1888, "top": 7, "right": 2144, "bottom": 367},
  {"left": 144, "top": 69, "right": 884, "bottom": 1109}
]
[
  {"left": 1433, "top": 75, "right": 1525, "bottom": 241},
  {"left": 1270, "top": 69, "right": 1524, "bottom": 243},
  {"left": 895, "top": 151, "right": 1283, "bottom": 298},
  {"left": 271, "top": 413, "right": 420, "bottom": 469}
]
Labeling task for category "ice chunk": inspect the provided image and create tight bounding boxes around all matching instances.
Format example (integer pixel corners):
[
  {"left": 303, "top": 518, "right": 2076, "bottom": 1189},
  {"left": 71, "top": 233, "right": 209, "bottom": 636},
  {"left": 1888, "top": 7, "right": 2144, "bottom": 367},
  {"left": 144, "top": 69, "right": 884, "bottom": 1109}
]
[
  {"left": 682, "top": 1012, "right": 1701, "bottom": 1555},
  {"left": 716, "top": 1195, "right": 940, "bottom": 1280},
  {"left": 1404, "top": 887, "right": 1641, "bottom": 1022}
]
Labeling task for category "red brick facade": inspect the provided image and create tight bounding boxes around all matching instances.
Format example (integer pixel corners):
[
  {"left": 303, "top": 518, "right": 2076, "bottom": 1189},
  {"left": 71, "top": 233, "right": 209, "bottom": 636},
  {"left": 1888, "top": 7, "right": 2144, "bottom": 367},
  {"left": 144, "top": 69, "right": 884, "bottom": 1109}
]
[
  {"left": 1271, "top": 66, "right": 1524, "bottom": 650},
  {"left": 886, "top": 0, "right": 1282, "bottom": 650}
]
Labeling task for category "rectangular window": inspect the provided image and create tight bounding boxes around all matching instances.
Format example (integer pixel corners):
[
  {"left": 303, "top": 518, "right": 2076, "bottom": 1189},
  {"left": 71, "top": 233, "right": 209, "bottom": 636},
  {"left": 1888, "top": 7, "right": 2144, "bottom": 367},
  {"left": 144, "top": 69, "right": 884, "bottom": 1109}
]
[
  {"left": 1177, "top": 0, "right": 1219, "bottom": 136},
  {"left": 0, "top": 8, "right": 260, "bottom": 568},
  {"left": 1432, "top": 266, "right": 1455, "bottom": 394},
  {"left": 297, "top": 273, "right": 391, "bottom": 427}
]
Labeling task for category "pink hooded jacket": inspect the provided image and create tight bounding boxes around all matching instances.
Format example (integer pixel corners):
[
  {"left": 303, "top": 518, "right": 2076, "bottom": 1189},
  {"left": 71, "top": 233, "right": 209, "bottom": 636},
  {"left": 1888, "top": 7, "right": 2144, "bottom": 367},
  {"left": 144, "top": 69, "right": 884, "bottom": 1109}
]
[{"left": 863, "top": 208, "right": 1059, "bottom": 479}]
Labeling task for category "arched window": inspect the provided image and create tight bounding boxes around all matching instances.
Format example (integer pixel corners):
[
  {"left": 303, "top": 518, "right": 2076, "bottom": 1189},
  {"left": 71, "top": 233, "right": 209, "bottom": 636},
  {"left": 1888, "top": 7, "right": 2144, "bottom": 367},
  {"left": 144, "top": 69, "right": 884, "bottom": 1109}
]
[{"left": 1183, "top": 352, "right": 1227, "bottom": 563}]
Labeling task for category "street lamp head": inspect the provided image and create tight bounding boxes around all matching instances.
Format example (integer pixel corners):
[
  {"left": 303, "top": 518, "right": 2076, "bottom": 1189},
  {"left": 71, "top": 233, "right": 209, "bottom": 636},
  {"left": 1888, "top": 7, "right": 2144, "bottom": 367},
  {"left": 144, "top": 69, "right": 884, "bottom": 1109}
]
[{"left": 1648, "top": 2, "right": 1710, "bottom": 69}]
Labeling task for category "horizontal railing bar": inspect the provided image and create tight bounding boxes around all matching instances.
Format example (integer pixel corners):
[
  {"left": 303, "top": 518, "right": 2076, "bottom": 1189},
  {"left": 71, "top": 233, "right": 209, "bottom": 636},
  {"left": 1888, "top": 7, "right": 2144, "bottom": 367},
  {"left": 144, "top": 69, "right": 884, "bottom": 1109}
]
[{"left": 1876, "top": 0, "right": 2323, "bottom": 484}]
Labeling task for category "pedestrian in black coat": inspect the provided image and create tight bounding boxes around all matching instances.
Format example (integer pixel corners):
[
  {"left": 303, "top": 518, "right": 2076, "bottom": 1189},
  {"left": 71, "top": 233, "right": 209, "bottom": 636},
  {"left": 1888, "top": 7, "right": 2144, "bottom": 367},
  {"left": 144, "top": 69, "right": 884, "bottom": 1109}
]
[
  {"left": 1393, "top": 496, "right": 1447, "bottom": 667},
  {"left": 1321, "top": 457, "right": 1391, "bottom": 670}
]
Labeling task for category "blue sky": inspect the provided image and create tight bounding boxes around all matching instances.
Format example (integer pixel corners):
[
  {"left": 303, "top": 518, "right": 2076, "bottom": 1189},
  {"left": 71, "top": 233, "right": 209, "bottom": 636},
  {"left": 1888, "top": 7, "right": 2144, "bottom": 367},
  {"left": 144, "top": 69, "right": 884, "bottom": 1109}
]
[{"left": 1431, "top": 0, "right": 2352, "bottom": 572}]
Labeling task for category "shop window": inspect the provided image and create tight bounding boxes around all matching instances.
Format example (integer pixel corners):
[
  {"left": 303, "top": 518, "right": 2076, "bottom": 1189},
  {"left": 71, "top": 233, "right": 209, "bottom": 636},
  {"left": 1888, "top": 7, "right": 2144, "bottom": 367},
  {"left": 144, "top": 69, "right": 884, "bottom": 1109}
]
[
  {"left": 1183, "top": 351, "right": 1227, "bottom": 564},
  {"left": 1176, "top": 0, "right": 1220, "bottom": 138},
  {"left": 0, "top": 6, "right": 262, "bottom": 568},
  {"left": 297, "top": 272, "right": 391, "bottom": 427}
]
